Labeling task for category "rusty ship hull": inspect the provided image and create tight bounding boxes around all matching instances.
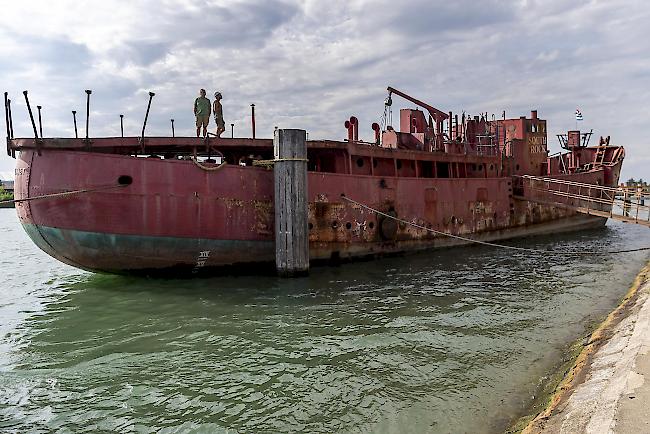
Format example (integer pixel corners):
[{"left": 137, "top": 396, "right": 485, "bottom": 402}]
[
  {"left": 8, "top": 88, "right": 625, "bottom": 275},
  {"left": 13, "top": 145, "right": 622, "bottom": 275}
]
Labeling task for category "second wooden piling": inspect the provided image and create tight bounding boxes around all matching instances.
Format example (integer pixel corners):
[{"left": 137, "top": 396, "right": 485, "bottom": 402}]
[{"left": 274, "top": 129, "right": 309, "bottom": 277}]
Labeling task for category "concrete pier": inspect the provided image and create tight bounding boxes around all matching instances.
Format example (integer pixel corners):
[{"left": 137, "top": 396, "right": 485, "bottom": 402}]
[
  {"left": 274, "top": 129, "right": 309, "bottom": 277},
  {"left": 524, "top": 263, "right": 650, "bottom": 433}
]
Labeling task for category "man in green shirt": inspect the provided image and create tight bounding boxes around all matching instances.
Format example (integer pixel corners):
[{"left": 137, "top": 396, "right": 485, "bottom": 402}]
[{"left": 193, "top": 89, "right": 211, "bottom": 137}]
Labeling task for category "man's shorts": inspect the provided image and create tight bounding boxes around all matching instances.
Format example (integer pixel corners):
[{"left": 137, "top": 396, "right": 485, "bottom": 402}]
[
  {"left": 215, "top": 116, "right": 225, "bottom": 130},
  {"left": 196, "top": 115, "right": 209, "bottom": 128}
]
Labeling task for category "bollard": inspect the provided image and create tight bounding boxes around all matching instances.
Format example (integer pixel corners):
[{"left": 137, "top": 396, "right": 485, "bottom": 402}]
[{"left": 274, "top": 129, "right": 309, "bottom": 277}]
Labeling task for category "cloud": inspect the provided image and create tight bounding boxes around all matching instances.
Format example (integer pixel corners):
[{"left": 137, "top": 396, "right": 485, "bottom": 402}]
[{"left": 0, "top": 0, "right": 649, "bottom": 182}]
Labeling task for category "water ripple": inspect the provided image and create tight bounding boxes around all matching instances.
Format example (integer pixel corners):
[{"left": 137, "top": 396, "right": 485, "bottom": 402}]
[{"left": 0, "top": 212, "right": 648, "bottom": 433}]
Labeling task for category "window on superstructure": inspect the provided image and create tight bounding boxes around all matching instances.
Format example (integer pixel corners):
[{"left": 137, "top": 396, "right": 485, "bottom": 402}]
[
  {"left": 419, "top": 161, "right": 434, "bottom": 178},
  {"left": 436, "top": 162, "right": 450, "bottom": 178}
]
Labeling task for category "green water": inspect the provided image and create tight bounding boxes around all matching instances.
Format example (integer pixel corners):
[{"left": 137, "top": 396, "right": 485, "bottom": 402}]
[{"left": 1, "top": 210, "right": 649, "bottom": 433}]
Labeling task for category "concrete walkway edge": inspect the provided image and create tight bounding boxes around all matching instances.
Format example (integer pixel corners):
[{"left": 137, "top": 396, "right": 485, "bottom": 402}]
[{"left": 522, "top": 262, "right": 650, "bottom": 433}]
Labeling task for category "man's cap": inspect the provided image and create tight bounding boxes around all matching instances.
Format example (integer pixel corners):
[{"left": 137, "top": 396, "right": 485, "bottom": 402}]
[{"left": 214, "top": 92, "right": 222, "bottom": 98}]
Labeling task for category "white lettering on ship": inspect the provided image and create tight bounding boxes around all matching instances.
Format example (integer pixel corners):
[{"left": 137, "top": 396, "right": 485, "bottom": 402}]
[{"left": 192, "top": 250, "right": 211, "bottom": 273}]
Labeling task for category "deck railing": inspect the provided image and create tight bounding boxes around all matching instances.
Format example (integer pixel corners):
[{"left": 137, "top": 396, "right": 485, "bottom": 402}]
[{"left": 514, "top": 175, "right": 650, "bottom": 227}]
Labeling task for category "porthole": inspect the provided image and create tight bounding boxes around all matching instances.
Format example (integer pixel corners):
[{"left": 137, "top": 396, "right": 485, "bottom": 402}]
[
  {"left": 356, "top": 158, "right": 364, "bottom": 167},
  {"left": 396, "top": 160, "right": 402, "bottom": 170},
  {"left": 332, "top": 220, "right": 339, "bottom": 229},
  {"left": 118, "top": 175, "right": 133, "bottom": 185},
  {"left": 308, "top": 222, "right": 313, "bottom": 230},
  {"left": 345, "top": 222, "right": 352, "bottom": 229},
  {"left": 369, "top": 221, "right": 375, "bottom": 229}
]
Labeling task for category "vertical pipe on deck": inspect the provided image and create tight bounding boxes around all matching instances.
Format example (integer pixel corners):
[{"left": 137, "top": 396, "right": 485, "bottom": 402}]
[
  {"left": 372, "top": 122, "right": 380, "bottom": 145},
  {"left": 350, "top": 116, "right": 358, "bottom": 141},
  {"left": 461, "top": 113, "right": 466, "bottom": 142},
  {"left": 274, "top": 128, "right": 309, "bottom": 277},
  {"left": 251, "top": 104, "right": 256, "bottom": 139},
  {"left": 72, "top": 111, "right": 78, "bottom": 138},
  {"left": 231, "top": 123, "right": 234, "bottom": 138},
  {"left": 37, "top": 105, "right": 43, "bottom": 138},
  {"left": 7, "top": 99, "right": 13, "bottom": 139},
  {"left": 141, "top": 92, "right": 155, "bottom": 141},
  {"left": 22, "top": 91, "right": 39, "bottom": 140},
  {"left": 7, "top": 99, "right": 13, "bottom": 157},
  {"left": 84, "top": 90, "right": 91, "bottom": 142},
  {"left": 4, "top": 92, "right": 10, "bottom": 156},
  {"left": 171, "top": 119, "right": 175, "bottom": 137},
  {"left": 120, "top": 114, "right": 124, "bottom": 137}
]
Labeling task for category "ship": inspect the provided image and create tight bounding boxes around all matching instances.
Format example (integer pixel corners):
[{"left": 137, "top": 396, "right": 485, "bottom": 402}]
[{"left": 5, "top": 87, "right": 625, "bottom": 275}]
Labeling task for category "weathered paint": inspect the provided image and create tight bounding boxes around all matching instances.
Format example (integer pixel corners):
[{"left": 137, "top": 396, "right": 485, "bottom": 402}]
[
  {"left": 14, "top": 146, "right": 616, "bottom": 274},
  {"left": 10, "top": 106, "right": 624, "bottom": 275}
]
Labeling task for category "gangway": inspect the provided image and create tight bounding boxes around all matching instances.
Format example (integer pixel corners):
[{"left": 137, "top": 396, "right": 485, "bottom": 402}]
[{"left": 513, "top": 175, "right": 650, "bottom": 227}]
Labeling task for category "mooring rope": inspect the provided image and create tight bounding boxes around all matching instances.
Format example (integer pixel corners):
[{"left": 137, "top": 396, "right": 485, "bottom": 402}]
[
  {"left": 252, "top": 158, "right": 309, "bottom": 168},
  {"left": 341, "top": 195, "right": 650, "bottom": 255},
  {"left": 0, "top": 183, "right": 128, "bottom": 205}
]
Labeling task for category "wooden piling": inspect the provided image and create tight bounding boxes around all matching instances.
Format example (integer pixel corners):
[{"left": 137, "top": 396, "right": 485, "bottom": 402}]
[{"left": 274, "top": 129, "right": 309, "bottom": 277}]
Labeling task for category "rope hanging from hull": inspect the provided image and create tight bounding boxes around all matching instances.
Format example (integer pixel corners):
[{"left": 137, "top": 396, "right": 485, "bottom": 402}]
[
  {"left": 2, "top": 183, "right": 128, "bottom": 205},
  {"left": 341, "top": 195, "right": 650, "bottom": 255}
]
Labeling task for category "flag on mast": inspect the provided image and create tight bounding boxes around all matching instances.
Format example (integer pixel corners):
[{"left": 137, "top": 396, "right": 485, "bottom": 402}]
[{"left": 575, "top": 108, "right": 583, "bottom": 121}]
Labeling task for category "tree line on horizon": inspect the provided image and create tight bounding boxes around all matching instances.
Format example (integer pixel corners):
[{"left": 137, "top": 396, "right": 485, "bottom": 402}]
[{"left": 625, "top": 178, "right": 648, "bottom": 188}]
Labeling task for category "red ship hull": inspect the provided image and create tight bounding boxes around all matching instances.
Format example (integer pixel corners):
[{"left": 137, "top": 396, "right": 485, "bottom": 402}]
[
  {"left": 13, "top": 144, "right": 620, "bottom": 275},
  {"left": 8, "top": 88, "right": 626, "bottom": 275}
]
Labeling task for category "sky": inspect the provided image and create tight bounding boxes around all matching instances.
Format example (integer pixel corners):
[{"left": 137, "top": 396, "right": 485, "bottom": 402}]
[{"left": 1, "top": 0, "right": 649, "bottom": 181}]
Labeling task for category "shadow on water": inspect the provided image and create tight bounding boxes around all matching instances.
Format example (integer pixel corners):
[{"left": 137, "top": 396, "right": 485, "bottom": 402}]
[{"left": 2, "top": 220, "right": 649, "bottom": 433}]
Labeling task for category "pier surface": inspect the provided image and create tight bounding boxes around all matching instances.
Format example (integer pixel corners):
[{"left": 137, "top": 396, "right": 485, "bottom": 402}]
[{"left": 524, "top": 263, "right": 650, "bottom": 433}]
